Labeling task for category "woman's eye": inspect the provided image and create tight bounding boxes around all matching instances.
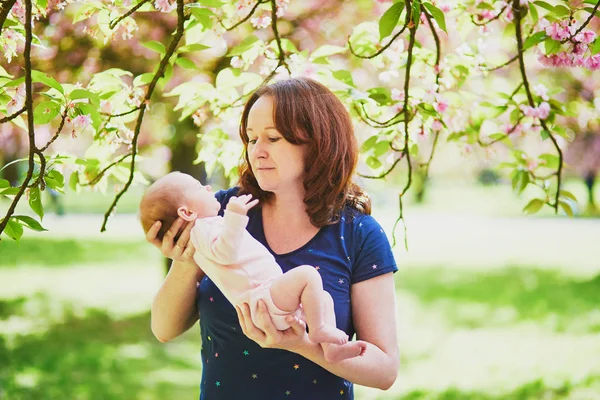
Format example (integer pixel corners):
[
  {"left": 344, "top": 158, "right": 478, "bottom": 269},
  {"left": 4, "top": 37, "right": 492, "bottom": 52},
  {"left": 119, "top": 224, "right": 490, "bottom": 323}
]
[
  {"left": 269, "top": 137, "right": 281, "bottom": 143},
  {"left": 248, "top": 139, "right": 257, "bottom": 144}
]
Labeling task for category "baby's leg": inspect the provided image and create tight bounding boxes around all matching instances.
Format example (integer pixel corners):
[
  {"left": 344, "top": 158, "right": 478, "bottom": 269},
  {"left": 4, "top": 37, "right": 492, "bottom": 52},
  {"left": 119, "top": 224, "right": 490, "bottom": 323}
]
[
  {"left": 320, "top": 291, "right": 368, "bottom": 363},
  {"left": 269, "top": 265, "right": 348, "bottom": 345}
]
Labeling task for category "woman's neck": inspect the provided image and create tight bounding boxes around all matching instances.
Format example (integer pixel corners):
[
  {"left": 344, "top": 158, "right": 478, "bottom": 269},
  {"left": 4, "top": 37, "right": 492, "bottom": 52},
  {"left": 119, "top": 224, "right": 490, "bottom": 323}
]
[{"left": 263, "top": 190, "right": 313, "bottom": 228}]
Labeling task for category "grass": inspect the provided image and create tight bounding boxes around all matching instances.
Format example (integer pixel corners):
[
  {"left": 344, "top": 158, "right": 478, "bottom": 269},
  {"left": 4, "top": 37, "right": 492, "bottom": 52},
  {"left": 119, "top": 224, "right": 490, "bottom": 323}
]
[{"left": 1, "top": 182, "right": 600, "bottom": 399}]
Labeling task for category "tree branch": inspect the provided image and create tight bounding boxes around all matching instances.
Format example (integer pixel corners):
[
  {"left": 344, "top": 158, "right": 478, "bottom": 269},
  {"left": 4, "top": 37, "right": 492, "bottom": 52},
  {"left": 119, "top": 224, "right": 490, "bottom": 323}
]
[
  {"left": 0, "top": 0, "right": 39, "bottom": 238},
  {"left": 0, "top": 0, "right": 17, "bottom": 38},
  {"left": 101, "top": 0, "right": 188, "bottom": 232},
  {"left": 38, "top": 107, "right": 68, "bottom": 152},
  {"left": 470, "top": 4, "right": 508, "bottom": 27},
  {"left": 513, "top": 0, "right": 562, "bottom": 214},
  {"left": 81, "top": 152, "right": 133, "bottom": 187},
  {"left": 571, "top": 0, "right": 599, "bottom": 38}
]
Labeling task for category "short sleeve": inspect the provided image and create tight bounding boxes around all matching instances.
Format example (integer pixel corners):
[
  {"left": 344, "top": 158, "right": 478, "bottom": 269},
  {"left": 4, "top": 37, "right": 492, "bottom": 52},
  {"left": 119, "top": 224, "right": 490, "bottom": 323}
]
[
  {"left": 214, "top": 187, "right": 240, "bottom": 217},
  {"left": 351, "top": 214, "right": 398, "bottom": 284}
]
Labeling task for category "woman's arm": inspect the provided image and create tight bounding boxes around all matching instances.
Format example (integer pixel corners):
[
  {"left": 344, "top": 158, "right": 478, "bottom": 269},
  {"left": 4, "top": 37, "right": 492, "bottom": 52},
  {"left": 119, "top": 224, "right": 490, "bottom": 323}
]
[
  {"left": 147, "top": 218, "right": 206, "bottom": 342},
  {"left": 296, "top": 272, "right": 399, "bottom": 389},
  {"left": 151, "top": 260, "right": 205, "bottom": 342},
  {"left": 236, "top": 272, "right": 399, "bottom": 390}
]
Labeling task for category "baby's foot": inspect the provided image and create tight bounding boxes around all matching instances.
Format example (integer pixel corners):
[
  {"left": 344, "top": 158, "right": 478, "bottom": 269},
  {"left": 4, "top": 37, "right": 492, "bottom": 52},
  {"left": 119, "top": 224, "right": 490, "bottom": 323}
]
[
  {"left": 309, "top": 324, "right": 348, "bottom": 345},
  {"left": 323, "top": 340, "right": 368, "bottom": 363}
]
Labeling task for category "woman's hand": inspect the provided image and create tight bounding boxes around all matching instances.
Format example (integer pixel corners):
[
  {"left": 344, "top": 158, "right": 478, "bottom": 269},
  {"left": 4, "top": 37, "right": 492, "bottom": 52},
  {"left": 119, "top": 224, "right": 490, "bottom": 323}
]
[
  {"left": 146, "top": 218, "right": 196, "bottom": 263},
  {"left": 235, "top": 301, "right": 309, "bottom": 353}
]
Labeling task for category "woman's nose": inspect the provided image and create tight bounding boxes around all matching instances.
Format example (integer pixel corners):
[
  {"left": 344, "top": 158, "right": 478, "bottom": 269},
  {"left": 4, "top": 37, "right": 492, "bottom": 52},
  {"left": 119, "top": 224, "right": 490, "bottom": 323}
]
[{"left": 252, "top": 140, "right": 268, "bottom": 159}]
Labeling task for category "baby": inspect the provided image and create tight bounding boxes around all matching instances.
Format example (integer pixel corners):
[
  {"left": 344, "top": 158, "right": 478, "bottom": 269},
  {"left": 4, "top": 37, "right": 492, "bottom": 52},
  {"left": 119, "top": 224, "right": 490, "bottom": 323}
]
[{"left": 139, "top": 172, "right": 367, "bottom": 363}]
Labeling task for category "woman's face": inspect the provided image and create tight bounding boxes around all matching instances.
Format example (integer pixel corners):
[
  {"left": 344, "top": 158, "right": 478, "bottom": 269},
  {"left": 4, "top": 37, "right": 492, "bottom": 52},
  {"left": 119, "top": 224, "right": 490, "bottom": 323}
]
[{"left": 246, "top": 96, "right": 306, "bottom": 194}]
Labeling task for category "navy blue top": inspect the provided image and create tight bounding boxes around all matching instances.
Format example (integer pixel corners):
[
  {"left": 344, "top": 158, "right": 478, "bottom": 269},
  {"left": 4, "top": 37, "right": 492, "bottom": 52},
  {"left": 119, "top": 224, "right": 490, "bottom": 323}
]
[{"left": 196, "top": 187, "right": 397, "bottom": 400}]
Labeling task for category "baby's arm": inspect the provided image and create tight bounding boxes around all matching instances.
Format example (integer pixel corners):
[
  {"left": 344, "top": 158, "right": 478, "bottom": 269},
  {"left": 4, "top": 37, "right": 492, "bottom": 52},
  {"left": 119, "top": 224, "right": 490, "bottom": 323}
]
[{"left": 195, "top": 195, "right": 258, "bottom": 265}]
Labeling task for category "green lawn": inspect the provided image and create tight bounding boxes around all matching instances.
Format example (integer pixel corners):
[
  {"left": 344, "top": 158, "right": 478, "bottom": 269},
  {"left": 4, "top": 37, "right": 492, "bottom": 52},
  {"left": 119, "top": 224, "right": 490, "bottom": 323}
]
[{"left": 1, "top": 182, "right": 600, "bottom": 399}]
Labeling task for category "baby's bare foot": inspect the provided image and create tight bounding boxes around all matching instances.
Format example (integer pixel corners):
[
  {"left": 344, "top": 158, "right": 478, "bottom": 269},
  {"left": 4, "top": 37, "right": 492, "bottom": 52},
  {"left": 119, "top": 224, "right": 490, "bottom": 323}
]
[
  {"left": 309, "top": 324, "right": 348, "bottom": 345},
  {"left": 323, "top": 341, "right": 368, "bottom": 363}
]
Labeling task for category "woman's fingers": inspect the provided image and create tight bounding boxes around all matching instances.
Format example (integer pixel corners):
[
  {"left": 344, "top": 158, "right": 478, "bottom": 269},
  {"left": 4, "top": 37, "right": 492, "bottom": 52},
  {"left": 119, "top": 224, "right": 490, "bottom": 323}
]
[
  {"left": 146, "top": 221, "right": 162, "bottom": 247},
  {"left": 286, "top": 315, "right": 306, "bottom": 336},
  {"left": 162, "top": 218, "right": 184, "bottom": 254},
  {"left": 235, "top": 306, "right": 247, "bottom": 336},
  {"left": 176, "top": 220, "right": 194, "bottom": 248},
  {"left": 256, "top": 301, "right": 282, "bottom": 343}
]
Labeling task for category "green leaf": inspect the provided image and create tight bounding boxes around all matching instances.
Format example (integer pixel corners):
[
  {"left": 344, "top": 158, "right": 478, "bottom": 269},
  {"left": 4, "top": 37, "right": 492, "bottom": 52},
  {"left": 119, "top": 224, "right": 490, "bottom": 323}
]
[
  {"left": 366, "top": 156, "right": 382, "bottom": 170},
  {"left": 523, "top": 198, "right": 544, "bottom": 215},
  {"left": 423, "top": 2, "right": 447, "bottom": 33},
  {"left": 34, "top": 101, "right": 61, "bottom": 124},
  {"left": 175, "top": 57, "right": 197, "bottom": 69},
  {"left": 178, "top": 43, "right": 210, "bottom": 53},
  {"left": 70, "top": 88, "right": 100, "bottom": 104},
  {"left": 189, "top": 8, "right": 214, "bottom": 29},
  {"left": 533, "top": 1, "right": 554, "bottom": 12},
  {"left": 0, "top": 187, "right": 21, "bottom": 196},
  {"left": 4, "top": 219, "right": 23, "bottom": 241},
  {"left": 196, "top": 0, "right": 225, "bottom": 6},
  {"left": 310, "top": 45, "right": 347, "bottom": 61},
  {"left": 142, "top": 40, "right": 166, "bottom": 54},
  {"left": 379, "top": 2, "right": 405, "bottom": 40},
  {"left": 590, "top": 39, "right": 600, "bottom": 55},
  {"left": 133, "top": 73, "right": 154, "bottom": 87},
  {"left": 559, "top": 200, "right": 575, "bottom": 217},
  {"left": 523, "top": 31, "right": 547, "bottom": 50},
  {"left": 29, "top": 186, "right": 44, "bottom": 220},
  {"left": 332, "top": 70, "right": 355, "bottom": 86},
  {"left": 367, "top": 87, "right": 392, "bottom": 106},
  {"left": 540, "top": 129, "right": 550, "bottom": 140},
  {"left": 560, "top": 190, "right": 578, "bottom": 202},
  {"left": 539, "top": 153, "right": 559, "bottom": 168},
  {"left": 31, "top": 70, "right": 64, "bottom": 95},
  {"left": 13, "top": 215, "right": 47, "bottom": 231},
  {"left": 0, "top": 179, "right": 9, "bottom": 188},
  {"left": 412, "top": 0, "right": 421, "bottom": 28},
  {"left": 529, "top": 3, "right": 539, "bottom": 23},
  {"left": 512, "top": 170, "right": 529, "bottom": 194},
  {"left": 552, "top": 5, "right": 570, "bottom": 17},
  {"left": 227, "top": 35, "right": 260, "bottom": 56},
  {"left": 544, "top": 39, "right": 561, "bottom": 55},
  {"left": 45, "top": 170, "right": 65, "bottom": 191},
  {"left": 373, "top": 141, "right": 390, "bottom": 157},
  {"left": 69, "top": 172, "right": 79, "bottom": 191},
  {"left": 361, "top": 136, "right": 378, "bottom": 153}
]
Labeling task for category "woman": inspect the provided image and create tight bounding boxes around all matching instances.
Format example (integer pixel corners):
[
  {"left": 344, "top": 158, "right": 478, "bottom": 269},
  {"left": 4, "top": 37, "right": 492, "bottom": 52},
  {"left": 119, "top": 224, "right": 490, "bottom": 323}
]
[{"left": 147, "top": 77, "right": 399, "bottom": 399}]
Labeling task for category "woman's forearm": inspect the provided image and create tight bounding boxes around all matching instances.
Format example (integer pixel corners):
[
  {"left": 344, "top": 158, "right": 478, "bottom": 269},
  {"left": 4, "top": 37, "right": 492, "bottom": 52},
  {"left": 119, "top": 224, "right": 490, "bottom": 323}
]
[
  {"left": 151, "top": 261, "right": 204, "bottom": 342},
  {"left": 297, "top": 340, "right": 399, "bottom": 390}
]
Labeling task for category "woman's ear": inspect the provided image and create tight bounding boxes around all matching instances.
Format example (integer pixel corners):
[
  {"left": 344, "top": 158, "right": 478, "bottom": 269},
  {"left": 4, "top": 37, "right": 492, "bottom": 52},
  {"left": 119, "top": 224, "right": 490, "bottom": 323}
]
[{"left": 177, "top": 206, "right": 197, "bottom": 221}]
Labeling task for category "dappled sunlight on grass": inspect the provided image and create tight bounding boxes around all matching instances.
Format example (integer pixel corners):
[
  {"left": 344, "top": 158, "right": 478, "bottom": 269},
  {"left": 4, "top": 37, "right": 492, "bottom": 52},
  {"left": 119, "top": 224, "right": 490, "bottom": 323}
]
[
  {"left": 397, "top": 267, "right": 600, "bottom": 332},
  {"left": 0, "top": 294, "right": 201, "bottom": 400}
]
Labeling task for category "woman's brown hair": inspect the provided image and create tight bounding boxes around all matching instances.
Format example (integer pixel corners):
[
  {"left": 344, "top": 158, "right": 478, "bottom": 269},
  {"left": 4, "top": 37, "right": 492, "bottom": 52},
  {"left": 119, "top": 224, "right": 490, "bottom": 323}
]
[{"left": 238, "top": 77, "right": 371, "bottom": 227}]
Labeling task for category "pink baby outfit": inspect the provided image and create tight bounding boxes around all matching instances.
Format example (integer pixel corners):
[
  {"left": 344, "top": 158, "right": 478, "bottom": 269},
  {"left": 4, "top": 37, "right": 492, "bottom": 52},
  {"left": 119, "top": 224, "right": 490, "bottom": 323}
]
[{"left": 190, "top": 210, "right": 303, "bottom": 330}]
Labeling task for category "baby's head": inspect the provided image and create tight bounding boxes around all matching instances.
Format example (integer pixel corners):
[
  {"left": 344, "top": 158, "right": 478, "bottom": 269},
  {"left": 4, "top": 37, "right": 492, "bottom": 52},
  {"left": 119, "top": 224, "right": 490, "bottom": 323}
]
[{"left": 139, "top": 172, "right": 221, "bottom": 240}]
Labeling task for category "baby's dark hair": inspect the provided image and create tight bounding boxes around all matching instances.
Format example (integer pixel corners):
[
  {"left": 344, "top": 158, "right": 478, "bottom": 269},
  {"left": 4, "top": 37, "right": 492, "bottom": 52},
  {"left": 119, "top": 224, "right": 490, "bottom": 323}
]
[{"left": 139, "top": 172, "right": 186, "bottom": 241}]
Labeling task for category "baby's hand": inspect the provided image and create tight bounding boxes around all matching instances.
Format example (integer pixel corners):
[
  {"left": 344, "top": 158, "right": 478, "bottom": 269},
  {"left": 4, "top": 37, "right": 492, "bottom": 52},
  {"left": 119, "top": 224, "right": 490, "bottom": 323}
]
[{"left": 226, "top": 194, "right": 259, "bottom": 216}]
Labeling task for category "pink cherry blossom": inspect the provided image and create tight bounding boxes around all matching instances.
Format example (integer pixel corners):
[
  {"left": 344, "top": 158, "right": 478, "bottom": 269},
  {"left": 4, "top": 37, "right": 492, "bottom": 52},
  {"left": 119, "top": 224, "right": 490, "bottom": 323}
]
[
  {"left": 73, "top": 114, "right": 92, "bottom": 130},
  {"left": 230, "top": 56, "right": 244, "bottom": 69},
  {"left": 154, "top": 0, "right": 175, "bottom": 13},
  {"left": 533, "top": 83, "right": 548, "bottom": 101},
  {"left": 100, "top": 100, "right": 113, "bottom": 114},
  {"left": 391, "top": 88, "right": 405, "bottom": 101},
  {"left": 431, "top": 120, "right": 443, "bottom": 131},
  {"left": 251, "top": 15, "right": 272, "bottom": 29},
  {"left": 574, "top": 30, "right": 596, "bottom": 45}
]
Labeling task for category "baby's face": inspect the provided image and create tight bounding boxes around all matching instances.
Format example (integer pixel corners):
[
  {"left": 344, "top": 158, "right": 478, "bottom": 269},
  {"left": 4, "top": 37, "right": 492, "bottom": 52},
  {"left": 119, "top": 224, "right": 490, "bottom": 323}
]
[{"left": 170, "top": 174, "right": 221, "bottom": 218}]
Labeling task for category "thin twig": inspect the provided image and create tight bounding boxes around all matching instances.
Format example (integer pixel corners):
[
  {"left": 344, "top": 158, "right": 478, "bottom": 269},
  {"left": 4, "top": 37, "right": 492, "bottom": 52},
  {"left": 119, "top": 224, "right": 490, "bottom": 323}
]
[
  {"left": 101, "top": 0, "right": 188, "bottom": 231},
  {"left": 349, "top": 0, "right": 410, "bottom": 59},
  {"left": 358, "top": 153, "right": 405, "bottom": 179},
  {"left": 571, "top": 0, "right": 599, "bottom": 38},
  {"left": 0, "top": 106, "right": 26, "bottom": 123},
  {"left": 38, "top": 108, "right": 68, "bottom": 152},
  {"left": 470, "top": 4, "right": 508, "bottom": 26},
  {"left": 109, "top": 0, "right": 151, "bottom": 30},
  {"left": 220, "top": 0, "right": 268, "bottom": 31},
  {"left": 82, "top": 152, "right": 133, "bottom": 187},
  {"left": 269, "top": 0, "right": 290, "bottom": 75}
]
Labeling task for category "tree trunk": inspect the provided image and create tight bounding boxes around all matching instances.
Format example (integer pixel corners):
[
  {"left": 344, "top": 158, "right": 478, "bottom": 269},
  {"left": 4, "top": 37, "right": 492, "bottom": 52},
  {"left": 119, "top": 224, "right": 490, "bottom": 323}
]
[{"left": 584, "top": 171, "right": 596, "bottom": 211}]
